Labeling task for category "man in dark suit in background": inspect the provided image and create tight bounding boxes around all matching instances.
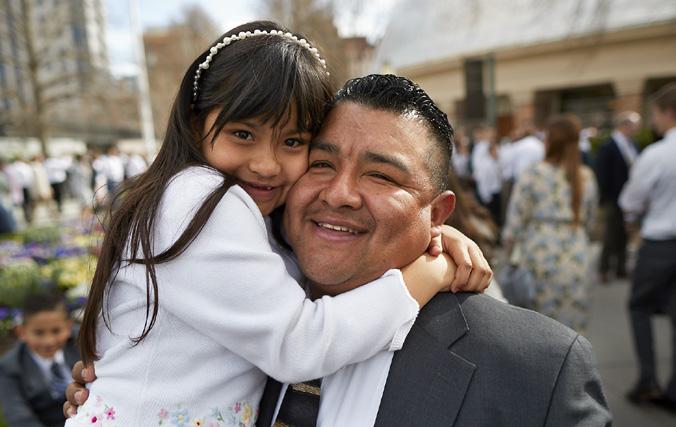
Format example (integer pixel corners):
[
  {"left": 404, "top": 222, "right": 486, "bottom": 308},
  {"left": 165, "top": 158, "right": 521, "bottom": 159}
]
[
  {"left": 0, "top": 292, "right": 79, "bottom": 427},
  {"left": 595, "top": 111, "right": 640, "bottom": 282}
]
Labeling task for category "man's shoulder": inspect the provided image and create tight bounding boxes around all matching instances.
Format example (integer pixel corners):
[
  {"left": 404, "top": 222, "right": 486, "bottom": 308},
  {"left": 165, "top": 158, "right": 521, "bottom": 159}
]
[
  {"left": 419, "top": 293, "right": 578, "bottom": 356},
  {"left": 598, "top": 137, "right": 618, "bottom": 153}
]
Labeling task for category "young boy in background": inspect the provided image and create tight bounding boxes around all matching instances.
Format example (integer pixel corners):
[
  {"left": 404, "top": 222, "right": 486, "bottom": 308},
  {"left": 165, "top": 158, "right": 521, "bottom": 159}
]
[{"left": 0, "top": 291, "right": 79, "bottom": 427}]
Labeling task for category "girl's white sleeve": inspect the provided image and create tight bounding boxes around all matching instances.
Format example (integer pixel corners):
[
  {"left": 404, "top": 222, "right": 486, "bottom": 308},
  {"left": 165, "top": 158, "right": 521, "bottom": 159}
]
[{"left": 150, "top": 169, "right": 419, "bottom": 383}]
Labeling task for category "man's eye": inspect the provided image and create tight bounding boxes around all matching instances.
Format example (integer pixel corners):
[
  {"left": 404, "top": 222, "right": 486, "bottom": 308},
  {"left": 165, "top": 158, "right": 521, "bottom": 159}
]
[
  {"left": 369, "top": 172, "right": 394, "bottom": 183},
  {"left": 284, "top": 138, "right": 305, "bottom": 148},
  {"left": 233, "top": 130, "right": 252, "bottom": 140},
  {"left": 310, "top": 160, "right": 332, "bottom": 169}
]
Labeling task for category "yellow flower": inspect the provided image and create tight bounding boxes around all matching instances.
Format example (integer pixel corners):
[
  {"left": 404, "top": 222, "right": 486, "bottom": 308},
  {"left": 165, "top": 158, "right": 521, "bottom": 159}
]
[{"left": 241, "top": 404, "right": 252, "bottom": 424}]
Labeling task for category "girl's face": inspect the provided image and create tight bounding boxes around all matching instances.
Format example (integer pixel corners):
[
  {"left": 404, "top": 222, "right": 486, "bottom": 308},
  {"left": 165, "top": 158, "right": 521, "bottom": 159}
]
[{"left": 201, "top": 108, "right": 312, "bottom": 216}]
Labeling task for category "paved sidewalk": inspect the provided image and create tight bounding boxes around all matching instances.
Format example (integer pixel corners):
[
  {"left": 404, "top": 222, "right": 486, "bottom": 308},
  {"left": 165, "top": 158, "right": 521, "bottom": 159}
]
[{"left": 586, "top": 278, "right": 674, "bottom": 426}]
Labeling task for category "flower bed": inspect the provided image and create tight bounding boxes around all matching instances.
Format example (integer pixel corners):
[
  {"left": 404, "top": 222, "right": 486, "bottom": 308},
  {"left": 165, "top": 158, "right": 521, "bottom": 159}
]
[{"left": 0, "top": 221, "right": 102, "bottom": 350}]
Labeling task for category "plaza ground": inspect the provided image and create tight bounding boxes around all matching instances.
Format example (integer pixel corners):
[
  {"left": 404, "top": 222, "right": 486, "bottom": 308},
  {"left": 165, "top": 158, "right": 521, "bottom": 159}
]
[{"left": 587, "top": 274, "right": 674, "bottom": 426}]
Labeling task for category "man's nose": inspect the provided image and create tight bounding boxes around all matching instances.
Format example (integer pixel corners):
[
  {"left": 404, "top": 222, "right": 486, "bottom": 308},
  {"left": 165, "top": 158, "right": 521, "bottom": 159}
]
[
  {"left": 249, "top": 146, "right": 281, "bottom": 178},
  {"left": 320, "top": 172, "right": 362, "bottom": 209}
]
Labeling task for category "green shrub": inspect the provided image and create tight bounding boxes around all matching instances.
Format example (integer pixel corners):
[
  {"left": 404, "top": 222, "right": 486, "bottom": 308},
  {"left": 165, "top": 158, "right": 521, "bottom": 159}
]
[{"left": 0, "top": 259, "right": 42, "bottom": 307}]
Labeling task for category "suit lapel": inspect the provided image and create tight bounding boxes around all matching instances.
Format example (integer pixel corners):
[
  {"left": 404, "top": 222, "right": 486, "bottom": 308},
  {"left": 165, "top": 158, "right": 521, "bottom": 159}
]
[
  {"left": 19, "top": 345, "right": 52, "bottom": 401},
  {"left": 375, "top": 294, "right": 476, "bottom": 427}
]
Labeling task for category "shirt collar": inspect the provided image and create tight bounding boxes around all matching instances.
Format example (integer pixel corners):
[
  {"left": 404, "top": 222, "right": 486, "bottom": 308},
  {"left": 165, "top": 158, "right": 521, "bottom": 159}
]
[
  {"left": 612, "top": 130, "right": 632, "bottom": 147},
  {"left": 664, "top": 127, "right": 676, "bottom": 142},
  {"left": 28, "top": 348, "right": 65, "bottom": 371}
]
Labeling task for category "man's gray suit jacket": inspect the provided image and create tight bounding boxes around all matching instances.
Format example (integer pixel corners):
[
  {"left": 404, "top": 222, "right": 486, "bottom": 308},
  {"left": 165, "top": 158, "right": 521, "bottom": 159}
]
[{"left": 373, "top": 293, "right": 612, "bottom": 426}]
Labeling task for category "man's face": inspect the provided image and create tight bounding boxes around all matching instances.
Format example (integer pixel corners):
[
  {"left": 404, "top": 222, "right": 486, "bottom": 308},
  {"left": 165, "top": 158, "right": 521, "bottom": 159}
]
[
  {"left": 652, "top": 104, "right": 676, "bottom": 135},
  {"left": 284, "top": 102, "right": 454, "bottom": 296}
]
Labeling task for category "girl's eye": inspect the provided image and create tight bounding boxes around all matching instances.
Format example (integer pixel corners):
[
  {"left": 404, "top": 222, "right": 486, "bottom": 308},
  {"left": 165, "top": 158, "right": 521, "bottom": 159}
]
[
  {"left": 233, "top": 130, "right": 252, "bottom": 140},
  {"left": 284, "top": 138, "right": 306, "bottom": 148}
]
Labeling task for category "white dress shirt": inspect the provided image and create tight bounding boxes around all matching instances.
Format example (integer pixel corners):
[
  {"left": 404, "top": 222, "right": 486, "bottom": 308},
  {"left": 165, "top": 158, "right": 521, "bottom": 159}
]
[
  {"left": 472, "top": 140, "right": 502, "bottom": 204},
  {"left": 619, "top": 127, "right": 676, "bottom": 240},
  {"left": 509, "top": 135, "right": 545, "bottom": 180},
  {"left": 44, "top": 157, "right": 70, "bottom": 184},
  {"left": 611, "top": 130, "right": 638, "bottom": 166},
  {"left": 28, "top": 349, "right": 70, "bottom": 395}
]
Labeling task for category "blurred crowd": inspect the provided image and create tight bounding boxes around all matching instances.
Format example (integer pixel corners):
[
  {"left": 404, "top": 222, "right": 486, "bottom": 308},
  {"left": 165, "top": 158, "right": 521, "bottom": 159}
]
[
  {"left": 448, "top": 109, "right": 651, "bottom": 332},
  {"left": 0, "top": 147, "right": 150, "bottom": 232}
]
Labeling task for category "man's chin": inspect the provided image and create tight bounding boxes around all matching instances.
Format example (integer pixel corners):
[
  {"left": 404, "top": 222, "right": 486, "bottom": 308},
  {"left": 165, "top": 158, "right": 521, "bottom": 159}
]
[{"left": 302, "top": 267, "right": 356, "bottom": 297}]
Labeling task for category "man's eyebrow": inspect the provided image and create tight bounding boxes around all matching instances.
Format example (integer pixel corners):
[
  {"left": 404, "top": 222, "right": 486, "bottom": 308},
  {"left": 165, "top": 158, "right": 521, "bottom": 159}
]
[
  {"left": 364, "top": 151, "right": 409, "bottom": 173},
  {"left": 309, "top": 140, "right": 340, "bottom": 154}
]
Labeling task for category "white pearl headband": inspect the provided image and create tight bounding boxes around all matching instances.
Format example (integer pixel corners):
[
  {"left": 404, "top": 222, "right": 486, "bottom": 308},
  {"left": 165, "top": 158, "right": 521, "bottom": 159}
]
[{"left": 192, "top": 29, "right": 328, "bottom": 102}]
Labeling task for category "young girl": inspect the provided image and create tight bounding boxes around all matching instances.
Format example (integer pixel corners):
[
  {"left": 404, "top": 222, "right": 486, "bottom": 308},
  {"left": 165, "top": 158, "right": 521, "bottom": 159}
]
[{"left": 66, "top": 21, "right": 487, "bottom": 426}]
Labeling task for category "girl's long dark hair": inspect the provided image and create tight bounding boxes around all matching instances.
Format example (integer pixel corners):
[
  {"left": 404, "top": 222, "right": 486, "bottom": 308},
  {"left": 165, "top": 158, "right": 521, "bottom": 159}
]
[
  {"left": 544, "top": 114, "right": 583, "bottom": 225},
  {"left": 79, "top": 21, "right": 335, "bottom": 363}
]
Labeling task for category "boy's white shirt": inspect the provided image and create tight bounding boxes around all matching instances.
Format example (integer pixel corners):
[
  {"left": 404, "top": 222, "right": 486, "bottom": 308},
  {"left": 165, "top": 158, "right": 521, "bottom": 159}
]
[
  {"left": 28, "top": 348, "right": 70, "bottom": 385},
  {"left": 67, "top": 166, "right": 418, "bottom": 426}
]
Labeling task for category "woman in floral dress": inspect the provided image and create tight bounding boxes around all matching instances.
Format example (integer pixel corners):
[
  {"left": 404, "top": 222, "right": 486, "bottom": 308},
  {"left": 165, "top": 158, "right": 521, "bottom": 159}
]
[{"left": 503, "top": 114, "right": 598, "bottom": 332}]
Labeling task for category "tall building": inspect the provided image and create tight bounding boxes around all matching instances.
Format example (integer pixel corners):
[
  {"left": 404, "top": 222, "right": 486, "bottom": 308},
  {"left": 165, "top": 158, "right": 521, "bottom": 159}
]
[{"left": 0, "top": 0, "right": 111, "bottom": 138}]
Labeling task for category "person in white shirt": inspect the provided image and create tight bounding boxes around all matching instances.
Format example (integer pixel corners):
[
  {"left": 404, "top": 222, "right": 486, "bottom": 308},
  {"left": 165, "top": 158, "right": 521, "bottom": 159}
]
[
  {"left": 508, "top": 132, "right": 544, "bottom": 182},
  {"left": 44, "top": 156, "right": 71, "bottom": 213},
  {"left": 99, "top": 146, "right": 125, "bottom": 194},
  {"left": 63, "top": 23, "right": 490, "bottom": 426},
  {"left": 595, "top": 111, "right": 640, "bottom": 282},
  {"left": 9, "top": 158, "right": 34, "bottom": 222},
  {"left": 471, "top": 126, "right": 503, "bottom": 226},
  {"left": 620, "top": 83, "right": 676, "bottom": 413}
]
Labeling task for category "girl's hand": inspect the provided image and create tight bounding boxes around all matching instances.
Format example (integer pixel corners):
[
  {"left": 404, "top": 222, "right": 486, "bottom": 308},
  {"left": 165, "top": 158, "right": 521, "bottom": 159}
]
[
  {"left": 427, "top": 225, "right": 492, "bottom": 293},
  {"left": 63, "top": 361, "right": 96, "bottom": 418}
]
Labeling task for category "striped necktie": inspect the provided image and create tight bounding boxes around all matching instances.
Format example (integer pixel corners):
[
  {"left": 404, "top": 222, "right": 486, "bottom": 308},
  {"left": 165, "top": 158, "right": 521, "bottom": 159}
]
[{"left": 274, "top": 379, "right": 321, "bottom": 427}]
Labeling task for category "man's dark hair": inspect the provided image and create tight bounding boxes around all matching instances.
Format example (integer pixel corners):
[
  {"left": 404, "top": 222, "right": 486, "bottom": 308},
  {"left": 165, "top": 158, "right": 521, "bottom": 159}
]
[
  {"left": 22, "top": 291, "right": 68, "bottom": 323},
  {"left": 331, "top": 74, "right": 454, "bottom": 191},
  {"left": 653, "top": 82, "right": 676, "bottom": 113}
]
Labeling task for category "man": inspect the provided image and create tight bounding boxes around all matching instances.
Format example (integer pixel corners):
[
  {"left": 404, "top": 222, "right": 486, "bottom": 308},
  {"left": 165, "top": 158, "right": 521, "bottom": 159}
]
[
  {"left": 65, "top": 75, "right": 611, "bottom": 425},
  {"left": 620, "top": 83, "right": 676, "bottom": 412},
  {"left": 596, "top": 111, "right": 640, "bottom": 282},
  {"left": 260, "top": 75, "right": 610, "bottom": 426}
]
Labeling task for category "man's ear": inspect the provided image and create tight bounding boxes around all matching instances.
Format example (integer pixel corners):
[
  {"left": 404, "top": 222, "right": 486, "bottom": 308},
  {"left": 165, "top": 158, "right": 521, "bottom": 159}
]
[{"left": 430, "top": 190, "right": 456, "bottom": 226}]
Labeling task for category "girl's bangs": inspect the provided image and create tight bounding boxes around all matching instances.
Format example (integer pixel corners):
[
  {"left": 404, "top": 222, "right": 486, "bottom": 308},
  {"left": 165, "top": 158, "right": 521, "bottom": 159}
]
[{"left": 207, "top": 42, "right": 333, "bottom": 137}]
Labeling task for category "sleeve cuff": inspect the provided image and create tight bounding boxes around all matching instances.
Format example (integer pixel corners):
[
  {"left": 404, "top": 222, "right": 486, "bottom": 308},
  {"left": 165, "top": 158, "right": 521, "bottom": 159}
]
[{"left": 381, "top": 268, "right": 419, "bottom": 351}]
